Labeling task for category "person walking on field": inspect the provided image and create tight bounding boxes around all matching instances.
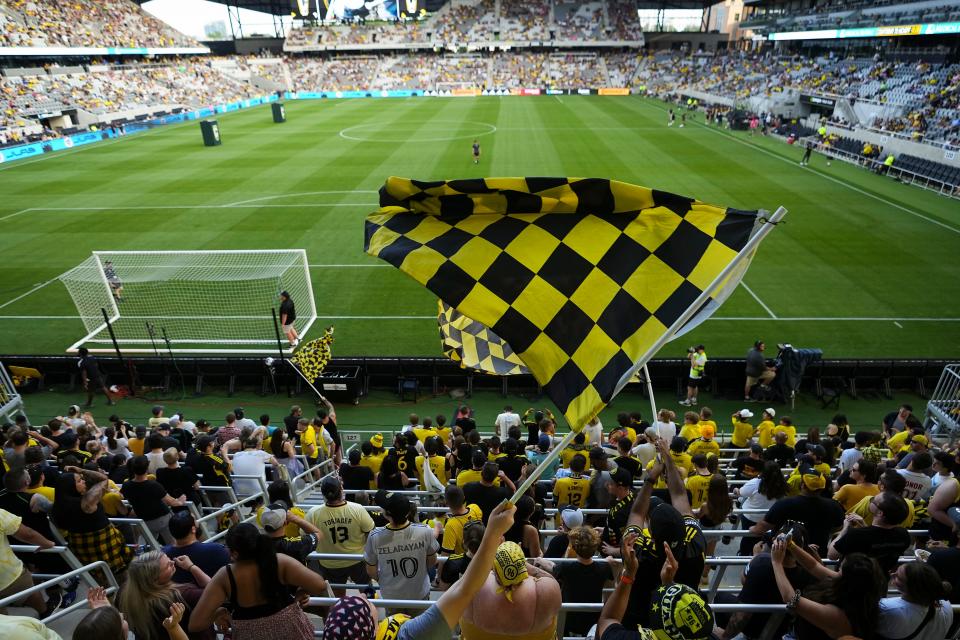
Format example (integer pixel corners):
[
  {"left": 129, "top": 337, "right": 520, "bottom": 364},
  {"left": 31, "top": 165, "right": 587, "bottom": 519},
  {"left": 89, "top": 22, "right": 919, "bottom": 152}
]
[
  {"left": 472, "top": 140, "right": 481, "bottom": 164},
  {"left": 279, "top": 291, "right": 298, "bottom": 347},
  {"left": 78, "top": 347, "right": 114, "bottom": 407}
]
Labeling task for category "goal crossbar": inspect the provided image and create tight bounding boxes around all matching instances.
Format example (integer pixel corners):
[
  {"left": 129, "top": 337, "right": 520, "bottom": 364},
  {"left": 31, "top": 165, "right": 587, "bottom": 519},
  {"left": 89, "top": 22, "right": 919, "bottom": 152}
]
[{"left": 60, "top": 250, "right": 317, "bottom": 354}]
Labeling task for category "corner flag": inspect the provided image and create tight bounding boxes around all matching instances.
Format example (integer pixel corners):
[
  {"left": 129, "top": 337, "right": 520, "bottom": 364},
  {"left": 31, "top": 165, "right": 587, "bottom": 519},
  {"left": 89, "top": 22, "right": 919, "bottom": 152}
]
[{"left": 365, "top": 177, "right": 782, "bottom": 430}]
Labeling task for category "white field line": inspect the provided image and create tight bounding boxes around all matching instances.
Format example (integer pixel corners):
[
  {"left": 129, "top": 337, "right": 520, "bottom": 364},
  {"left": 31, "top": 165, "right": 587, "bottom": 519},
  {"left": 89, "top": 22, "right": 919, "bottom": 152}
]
[
  {"left": 740, "top": 282, "right": 778, "bottom": 319},
  {"left": 0, "top": 276, "right": 60, "bottom": 311},
  {"left": 655, "top": 101, "right": 960, "bottom": 236},
  {"left": 1, "top": 315, "right": 958, "bottom": 322},
  {"left": 223, "top": 190, "right": 379, "bottom": 206},
  {"left": 0, "top": 208, "right": 35, "bottom": 222},
  {"left": 894, "top": 321, "right": 904, "bottom": 328}
]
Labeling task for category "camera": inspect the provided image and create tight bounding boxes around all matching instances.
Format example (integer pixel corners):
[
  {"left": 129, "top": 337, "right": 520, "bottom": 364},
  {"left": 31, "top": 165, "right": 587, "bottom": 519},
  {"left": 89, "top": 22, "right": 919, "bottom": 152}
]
[{"left": 687, "top": 346, "right": 695, "bottom": 353}]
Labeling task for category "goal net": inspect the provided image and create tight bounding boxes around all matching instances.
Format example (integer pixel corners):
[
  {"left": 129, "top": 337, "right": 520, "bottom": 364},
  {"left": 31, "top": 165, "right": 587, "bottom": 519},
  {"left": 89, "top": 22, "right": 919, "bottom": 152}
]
[{"left": 59, "top": 250, "right": 316, "bottom": 353}]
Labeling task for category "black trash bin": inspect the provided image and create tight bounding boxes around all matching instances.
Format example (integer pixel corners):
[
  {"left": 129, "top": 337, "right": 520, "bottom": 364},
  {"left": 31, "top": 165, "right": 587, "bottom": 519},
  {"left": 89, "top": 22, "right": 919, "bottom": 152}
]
[{"left": 200, "top": 119, "right": 221, "bottom": 146}]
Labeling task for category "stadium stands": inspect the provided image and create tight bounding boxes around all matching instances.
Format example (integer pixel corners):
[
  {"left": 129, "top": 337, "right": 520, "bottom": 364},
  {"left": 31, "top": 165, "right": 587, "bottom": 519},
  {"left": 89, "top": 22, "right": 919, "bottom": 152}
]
[{"left": 0, "top": 0, "right": 197, "bottom": 48}]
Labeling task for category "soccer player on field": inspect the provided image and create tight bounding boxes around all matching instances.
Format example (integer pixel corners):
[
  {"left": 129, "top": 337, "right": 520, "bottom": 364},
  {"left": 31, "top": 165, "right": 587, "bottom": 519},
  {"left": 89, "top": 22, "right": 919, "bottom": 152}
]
[
  {"left": 472, "top": 139, "right": 480, "bottom": 164},
  {"left": 279, "top": 290, "right": 298, "bottom": 347}
]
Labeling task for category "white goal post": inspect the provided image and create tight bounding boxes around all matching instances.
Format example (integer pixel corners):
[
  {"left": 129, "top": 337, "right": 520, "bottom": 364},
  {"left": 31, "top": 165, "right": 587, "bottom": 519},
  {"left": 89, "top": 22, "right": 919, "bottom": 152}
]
[{"left": 59, "top": 250, "right": 317, "bottom": 354}]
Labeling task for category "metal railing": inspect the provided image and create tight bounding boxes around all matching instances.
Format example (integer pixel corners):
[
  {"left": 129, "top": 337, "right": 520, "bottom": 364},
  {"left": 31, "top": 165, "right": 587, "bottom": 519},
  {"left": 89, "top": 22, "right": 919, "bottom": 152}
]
[{"left": 0, "top": 560, "right": 118, "bottom": 624}]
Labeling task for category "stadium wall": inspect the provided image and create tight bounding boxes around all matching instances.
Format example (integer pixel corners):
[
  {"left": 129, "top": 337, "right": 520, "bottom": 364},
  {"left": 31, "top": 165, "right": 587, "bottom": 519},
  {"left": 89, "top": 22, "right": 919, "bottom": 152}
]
[{"left": 0, "top": 95, "right": 278, "bottom": 165}]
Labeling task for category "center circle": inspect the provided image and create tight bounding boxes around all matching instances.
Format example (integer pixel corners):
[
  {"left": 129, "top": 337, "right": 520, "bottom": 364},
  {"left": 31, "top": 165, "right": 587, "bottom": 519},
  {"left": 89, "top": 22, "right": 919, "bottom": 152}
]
[{"left": 339, "top": 120, "right": 497, "bottom": 143}]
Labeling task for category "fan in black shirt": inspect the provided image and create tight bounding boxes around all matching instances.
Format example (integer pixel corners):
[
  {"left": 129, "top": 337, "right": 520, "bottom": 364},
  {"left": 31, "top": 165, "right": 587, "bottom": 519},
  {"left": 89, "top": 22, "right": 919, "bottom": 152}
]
[
  {"left": 340, "top": 449, "right": 375, "bottom": 491},
  {"left": 731, "top": 445, "right": 766, "bottom": 480},
  {"left": 463, "top": 463, "right": 511, "bottom": 524},
  {"left": 763, "top": 432, "right": 795, "bottom": 469}
]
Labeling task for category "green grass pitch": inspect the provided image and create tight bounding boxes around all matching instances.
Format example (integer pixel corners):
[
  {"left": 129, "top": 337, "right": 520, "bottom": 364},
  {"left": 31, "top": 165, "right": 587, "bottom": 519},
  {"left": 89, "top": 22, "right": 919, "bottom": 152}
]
[{"left": 0, "top": 95, "right": 958, "bottom": 358}]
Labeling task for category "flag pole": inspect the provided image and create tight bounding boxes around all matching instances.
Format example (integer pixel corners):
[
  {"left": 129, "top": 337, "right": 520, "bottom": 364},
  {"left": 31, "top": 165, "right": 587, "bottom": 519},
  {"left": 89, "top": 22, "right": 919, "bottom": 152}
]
[
  {"left": 643, "top": 364, "right": 660, "bottom": 440},
  {"left": 622, "top": 207, "right": 788, "bottom": 404},
  {"left": 507, "top": 207, "right": 787, "bottom": 506},
  {"left": 508, "top": 423, "right": 580, "bottom": 504}
]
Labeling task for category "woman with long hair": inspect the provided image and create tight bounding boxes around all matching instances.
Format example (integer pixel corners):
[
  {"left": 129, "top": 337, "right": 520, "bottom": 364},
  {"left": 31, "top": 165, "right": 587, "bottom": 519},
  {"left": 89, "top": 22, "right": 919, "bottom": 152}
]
[
  {"left": 189, "top": 523, "right": 327, "bottom": 639},
  {"left": 794, "top": 427, "right": 822, "bottom": 461},
  {"left": 376, "top": 453, "right": 409, "bottom": 490},
  {"left": 270, "top": 429, "right": 303, "bottom": 482},
  {"left": 53, "top": 466, "right": 133, "bottom": 580},
  {"left": 736, "top": 461, "right": 789, "bottom": 555},
  {"left": 697, "top": 475, "right": 733, "bottom": 581},
  {"left": 103, "top": 426, "right": 131, "bottom": 458},
  {"left": 879, "top": 562, "right": 953, "bottom": 639},
  {"left": 118, "top": 551, "right": 212, "bottom": 640},
  {"left": 504, "top": 495, "right": 542, "bottom": 558},
  {"left": 771, "top": 542, "right": 885, "bottom": 639}
]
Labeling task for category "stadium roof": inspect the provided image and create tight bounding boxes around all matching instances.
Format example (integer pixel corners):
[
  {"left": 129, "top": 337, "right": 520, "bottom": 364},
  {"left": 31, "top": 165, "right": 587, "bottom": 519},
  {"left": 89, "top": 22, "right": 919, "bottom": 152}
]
[{"left": 134, "top": 0, "right": 717, "bottom": 16}]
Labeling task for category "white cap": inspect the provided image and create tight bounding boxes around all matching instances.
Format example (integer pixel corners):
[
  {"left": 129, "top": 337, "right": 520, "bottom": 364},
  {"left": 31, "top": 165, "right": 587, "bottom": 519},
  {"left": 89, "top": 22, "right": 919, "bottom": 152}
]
[
  {"left": 764, "top": 407, "right": 776, "bottom": 418},
  {"left": 738, "top": 409, "right": 754, "bottom": 419},
  {"left": 560, "top": 507, "right": 584, "bottom": 529}
]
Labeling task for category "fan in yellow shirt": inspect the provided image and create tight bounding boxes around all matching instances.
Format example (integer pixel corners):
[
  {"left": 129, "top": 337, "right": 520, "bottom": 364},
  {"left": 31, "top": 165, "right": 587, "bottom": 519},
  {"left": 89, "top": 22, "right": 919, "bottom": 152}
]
[
  {"left": 554, "top": 455, "right": 591, "bottom": 508},
  {"left": 687, "top": 425, "right": 720, "bottom": 460},
  {"left": 755, "top": 408, "right": 777, "bottom": 448},
  {"left": 885, "top": 429, "right": 915, "bottom": 457},
  {"left": 414, "top": 443, "right": 449, "bottom": 488},
  {"left": 685, "top": 455, "right": 713, "bottom": 509},
  {"left": 439, "top": 487, "right": 482, "bottom": 555},
  {"left": 678, "top": 412, "right": 701, "bottom": 443},
  {"left": 560, "top": 433, "right": 591, "bottom": 469},
  {"left": 697, "top": 407, "right": 717, "bottom": 440},
  {"left": 730, "top": 410, "right": 756, "bottom": 448},
  {"left": 772, "top": 417, "right": 797, "bottom": 448}
]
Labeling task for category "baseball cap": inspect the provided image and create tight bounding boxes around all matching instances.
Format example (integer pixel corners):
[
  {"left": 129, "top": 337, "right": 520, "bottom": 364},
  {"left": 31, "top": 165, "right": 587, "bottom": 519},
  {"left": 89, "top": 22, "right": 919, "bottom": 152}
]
[
  {"left": 610, "top": 467, "right": 633, "bottom": 487},
  {"left": 911, "top": 434, "right": 929, "bottom": 446},
  {"left": 644, "top": 582, "right": 714, "bottom": 640},
  {"left": 538, "top": 433, "right": 551, "bottom": 452},
  {"left": 321, "top": 476, "right": 342, "bottom": 501},
  {"left": 764, "top": 408, "right": 776, "bottom": 418},
  {"left": 648, "top": 497, "right": 686, "bottom": 549},
  {"left": 324, "top": 596, "right": 375, "bottom": 640},
  {"left": 737, "top": 409, "right": 754, "bottom": 419},
  {"left": 280, "top": 290, "right": 290, "bottom": 298},
  {"left": 700, "top": 425, "right": 715, "bottom": 439},
  {"left": 560, "top": 506, "right": 583, "bottom": 529},
  {"left": 168, "top": 416, "right": 181, "bottom": 427},
  {"left": 261, "top": 504, "right": 287, "bottom": 533},
  {"left": 380, "top": 491, "right": 410, "bottom": 523},
  {"left": 156, "top": 422, "right": 171, "bottom": 432},
  {"left": 801, "top": 472, "right": 827, "bottom": 491},
  {"left": 370, "top": 433, "right": 384, "bottom": 448},
  {"left": 589, "top": 446, "right": 607, "bottom": 460},
  {"left": 808, "top": 444, "right": 827, "bottom": 460}
]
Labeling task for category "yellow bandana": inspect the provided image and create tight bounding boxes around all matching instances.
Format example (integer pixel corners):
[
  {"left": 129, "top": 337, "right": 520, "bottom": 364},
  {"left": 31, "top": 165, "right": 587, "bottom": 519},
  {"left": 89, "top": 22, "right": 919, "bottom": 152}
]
[{"left": 493, "top": 541, "right": 528, "bottom": 602}]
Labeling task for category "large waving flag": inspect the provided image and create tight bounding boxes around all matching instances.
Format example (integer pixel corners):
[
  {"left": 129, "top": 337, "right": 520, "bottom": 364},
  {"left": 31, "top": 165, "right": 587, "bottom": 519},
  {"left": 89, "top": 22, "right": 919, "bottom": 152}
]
[{"left": 365, "top": 177, "right": 779, "bottom": 430}]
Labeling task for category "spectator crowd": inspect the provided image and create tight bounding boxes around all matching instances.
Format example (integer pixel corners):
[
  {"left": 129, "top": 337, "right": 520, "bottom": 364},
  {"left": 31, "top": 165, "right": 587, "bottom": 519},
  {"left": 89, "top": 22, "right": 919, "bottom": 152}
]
[{"left": 2, "top": 396, "right": 960, "bottom": 640}]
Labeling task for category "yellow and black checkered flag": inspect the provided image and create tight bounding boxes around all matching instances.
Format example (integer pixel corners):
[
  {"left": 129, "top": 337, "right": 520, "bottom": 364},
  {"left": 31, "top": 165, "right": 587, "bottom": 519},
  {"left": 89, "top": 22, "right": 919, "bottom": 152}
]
[
  {"left": 365, "top": 177, "right": 765, "bottom": 429},
  {"left": 439, "top": 300, "right": 529, "bottom": 376},
  {"left": 290, "top": 326, "right": 335, "bottom": 383}
]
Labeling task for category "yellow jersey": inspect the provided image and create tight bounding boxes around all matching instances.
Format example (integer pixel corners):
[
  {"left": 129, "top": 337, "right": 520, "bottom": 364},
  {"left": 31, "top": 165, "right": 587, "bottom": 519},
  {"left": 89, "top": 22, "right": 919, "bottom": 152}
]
[
  {"left": 679, "top": 423, "right": 701, "bottom": 443},
  {"left": 787, "top": 462, "right": 832, "bottom": 495},
  {"left": 415, "top": 454, "right": 448, "bottom": 487},
  {"left": 685, "top": 472, "right": 713, "bottom": 509},
  {"left": 412, "top": 427, "right": 440, "bottom": 447},
  {"left": 849, "top": 494, "right": 916, "bottom": 528},
  {"left": 487, "top": 451, "right": 507, "bottom": 463},
  {"left": 554, "top": 474, "right": 590, "bottom": 508},
  {"left": 25, "top": 486, "right": 55, "bottom": 502},
  {"left": 644, "top": 452, "right": 692, "bottom": 488},
  {"left": 687, "top": 439, "right": 720, "bottom": 460},
  {"left": 456, "top": 469, "right": 500, "bottom": 487},
  {"left": 731, "top": 419, "right": 755, "bottom": 448},
  {"left": 301, "top": 426, "right": 318, "bottom": 460},
  {"left": 256, "top": 505, "right": 307, "bottom": 539},
  {"left": 698, "top": 420, "right": 718, "bottom": 435},
  {"left": 560, "top": 445, "right": 591, "bottom": 469},
  {"left": 756, "top": 420, "right": 776, "bottom": 448},
  {"left": 773, "top": 425, "right": 797, "bottom": 448},
  {"left": 886, "top": 430, "right": 911, "bottom": 456},
  {"left": 307, "top": 501, "right": 376, "bottom": 569},
  {"left": 360, "top": 453, "right": 385, "bottom": 489},
  {"left": 440, "top": 504, "right": 482, "bottom": 555},
  {"left": 128, "top": 438, "right": 146, "bottom": 457}
]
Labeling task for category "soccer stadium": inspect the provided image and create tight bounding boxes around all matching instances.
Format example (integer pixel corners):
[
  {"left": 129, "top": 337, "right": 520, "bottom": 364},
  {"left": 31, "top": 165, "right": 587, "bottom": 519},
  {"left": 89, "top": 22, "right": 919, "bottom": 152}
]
[{"left": 1, "top": 0, "right": 960, "bottom": 638}]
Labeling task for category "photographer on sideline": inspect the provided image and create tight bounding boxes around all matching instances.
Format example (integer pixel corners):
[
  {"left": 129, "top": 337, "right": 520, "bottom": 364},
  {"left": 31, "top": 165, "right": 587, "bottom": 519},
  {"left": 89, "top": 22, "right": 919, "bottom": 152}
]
[
  {"left": 680, "top": 345, "right": 707, "bottom": 407},
  {"left": 745, "top": 340, "right": 777, "bottom": 402}
]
